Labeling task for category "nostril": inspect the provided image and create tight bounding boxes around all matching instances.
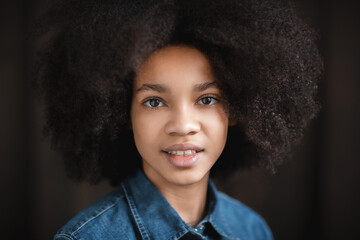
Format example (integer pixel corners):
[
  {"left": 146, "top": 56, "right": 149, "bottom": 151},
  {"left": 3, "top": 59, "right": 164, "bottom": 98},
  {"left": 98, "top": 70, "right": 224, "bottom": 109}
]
[{"left": 164, "top": 119, "right": 201, "bottom": 136}]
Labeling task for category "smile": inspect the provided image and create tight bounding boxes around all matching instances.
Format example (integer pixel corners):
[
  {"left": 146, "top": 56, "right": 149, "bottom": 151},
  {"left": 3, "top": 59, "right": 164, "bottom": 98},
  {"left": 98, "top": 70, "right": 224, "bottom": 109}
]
[
  {"left": 162, "top": 144, "right": 203, "bottom": 168},
  {"left": 163, "top": 151, "right": 201, "bottom": 168},
  {"left": 167, "top": 150, "right": 197, "bottom": 156}
]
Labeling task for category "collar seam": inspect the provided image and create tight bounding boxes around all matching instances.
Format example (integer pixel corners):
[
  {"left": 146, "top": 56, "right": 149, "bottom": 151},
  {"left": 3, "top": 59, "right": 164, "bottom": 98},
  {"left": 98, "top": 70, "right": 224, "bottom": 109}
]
[
  {"left": 122, "top": 180, "right": 152, "bottom": 240},
  {"left": 70, "top": 191, "right": 124, "bottom": 236},
  {"left": 167, "top": 229, "right": 189, "bottom": 240}
]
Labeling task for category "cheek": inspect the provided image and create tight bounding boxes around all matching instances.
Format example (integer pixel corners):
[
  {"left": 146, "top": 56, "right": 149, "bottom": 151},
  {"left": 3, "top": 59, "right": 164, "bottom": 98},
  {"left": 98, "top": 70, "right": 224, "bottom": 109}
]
[
  {"left": 131, "top": 108, "right": 164, "bottom": 152},
  {"left": 203, "top": 109, "right": 229, "bottom": 152},
  {"left": 131, "top": 106, "right": 147, "bottom": 152}
]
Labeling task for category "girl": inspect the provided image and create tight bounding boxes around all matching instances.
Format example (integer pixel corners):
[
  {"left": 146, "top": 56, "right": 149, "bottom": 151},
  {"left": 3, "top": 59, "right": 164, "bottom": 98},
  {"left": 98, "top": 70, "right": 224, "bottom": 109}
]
[{"left": 33, "top": 0, "right": 323, "bottom": 239}]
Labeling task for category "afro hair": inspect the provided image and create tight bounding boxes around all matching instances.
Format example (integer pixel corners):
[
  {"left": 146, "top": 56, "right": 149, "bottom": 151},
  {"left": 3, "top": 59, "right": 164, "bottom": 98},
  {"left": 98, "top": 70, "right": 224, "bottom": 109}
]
[{"left": 32, "top": 0, "right": 323, "bottom": 186}]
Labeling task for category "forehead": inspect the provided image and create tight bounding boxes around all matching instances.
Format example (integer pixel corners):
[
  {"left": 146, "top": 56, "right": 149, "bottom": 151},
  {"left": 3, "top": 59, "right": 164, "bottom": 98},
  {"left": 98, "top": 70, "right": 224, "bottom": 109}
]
[{"left": 134, "top": 46, "right": 215, "bottom": 86}]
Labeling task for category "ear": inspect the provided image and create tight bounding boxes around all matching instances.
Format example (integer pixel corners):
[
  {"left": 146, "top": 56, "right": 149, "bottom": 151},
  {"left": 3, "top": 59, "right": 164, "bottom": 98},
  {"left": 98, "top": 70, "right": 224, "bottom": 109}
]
[{"left": 228, "top": 119, "right": 237, "bottom": 127}]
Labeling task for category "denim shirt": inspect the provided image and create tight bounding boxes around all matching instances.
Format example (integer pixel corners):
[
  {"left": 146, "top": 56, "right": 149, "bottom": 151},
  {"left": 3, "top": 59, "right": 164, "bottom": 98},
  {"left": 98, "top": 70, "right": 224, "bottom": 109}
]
[{"left": 54, "top": 170, "right": 273, "bottom": 240}]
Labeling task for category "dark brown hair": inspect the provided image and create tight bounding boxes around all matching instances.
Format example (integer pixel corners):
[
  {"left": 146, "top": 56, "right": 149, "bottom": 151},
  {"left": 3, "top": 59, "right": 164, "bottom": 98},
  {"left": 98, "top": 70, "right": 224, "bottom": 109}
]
[{"left": 33, "top": 0, "right": 323, "bottom": 186}]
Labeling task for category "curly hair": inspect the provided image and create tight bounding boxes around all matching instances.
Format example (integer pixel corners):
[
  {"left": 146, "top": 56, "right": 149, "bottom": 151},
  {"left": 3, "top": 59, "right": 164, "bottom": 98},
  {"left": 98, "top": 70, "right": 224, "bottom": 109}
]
[{"left": 32, "top": 0, "right": 323, "bottom": 186}]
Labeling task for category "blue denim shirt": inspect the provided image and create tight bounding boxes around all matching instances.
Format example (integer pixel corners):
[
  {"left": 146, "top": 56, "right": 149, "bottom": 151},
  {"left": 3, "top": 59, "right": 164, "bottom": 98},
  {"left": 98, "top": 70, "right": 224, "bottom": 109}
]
[{"left": 54, "top": 170, "right": 273, "bottom": 240}]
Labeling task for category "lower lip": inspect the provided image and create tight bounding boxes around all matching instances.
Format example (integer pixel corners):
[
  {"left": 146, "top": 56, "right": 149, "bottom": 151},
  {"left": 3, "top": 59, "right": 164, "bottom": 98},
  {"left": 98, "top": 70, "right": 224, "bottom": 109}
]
[{"left": 164, "top": 151, "right": 201, "bottom": 168}]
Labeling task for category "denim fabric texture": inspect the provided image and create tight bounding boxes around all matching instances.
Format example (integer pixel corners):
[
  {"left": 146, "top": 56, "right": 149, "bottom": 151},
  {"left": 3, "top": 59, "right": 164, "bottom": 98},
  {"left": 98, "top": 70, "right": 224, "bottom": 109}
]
[{"left": 54, "top": 170, "right": 273, "bottom": 240}]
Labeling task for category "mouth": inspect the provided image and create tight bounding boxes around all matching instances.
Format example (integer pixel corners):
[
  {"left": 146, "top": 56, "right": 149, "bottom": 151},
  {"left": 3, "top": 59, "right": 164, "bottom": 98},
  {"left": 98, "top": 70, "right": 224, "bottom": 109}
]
[
  {"left": 163, "top": 143, "right": 203, "bottom": 152},
  {"left": 162, "top": 144, "right": 203, "bottom": 168},
  {"left": 165, "top": 150, "right": 200, "bottom": 156}
]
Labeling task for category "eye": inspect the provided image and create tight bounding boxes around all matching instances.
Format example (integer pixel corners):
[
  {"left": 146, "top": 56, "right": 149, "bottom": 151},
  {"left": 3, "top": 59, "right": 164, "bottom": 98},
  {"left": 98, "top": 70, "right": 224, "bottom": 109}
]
[
  {"left": 197, "top": 96, "right": 218, "bottom": 105},
  {"left": 143, "top": 98, "right": 164, "bottom": 108}
]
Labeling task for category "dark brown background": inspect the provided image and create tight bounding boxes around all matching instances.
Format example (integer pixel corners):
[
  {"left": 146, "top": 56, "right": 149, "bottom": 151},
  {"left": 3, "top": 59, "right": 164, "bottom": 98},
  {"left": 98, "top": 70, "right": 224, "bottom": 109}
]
[{"left": 1, "top": 0, "right": 359, "bottom": 239}]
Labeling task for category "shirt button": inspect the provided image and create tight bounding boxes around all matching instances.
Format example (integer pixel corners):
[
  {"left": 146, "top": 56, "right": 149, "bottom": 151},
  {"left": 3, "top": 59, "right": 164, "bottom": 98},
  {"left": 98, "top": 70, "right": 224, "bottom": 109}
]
[
  {"left": 199, "top": 225, "right": 204, "bottom": 230},
  {"left": 195, "top": 228, "right": 198, "bottom": 232}
]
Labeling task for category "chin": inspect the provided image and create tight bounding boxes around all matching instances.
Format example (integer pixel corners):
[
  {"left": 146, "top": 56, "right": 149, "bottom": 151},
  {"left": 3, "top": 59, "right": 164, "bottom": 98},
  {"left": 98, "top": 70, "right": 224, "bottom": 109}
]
[{"left": 166, "top": 169, "right": 209, "bottom": 186}]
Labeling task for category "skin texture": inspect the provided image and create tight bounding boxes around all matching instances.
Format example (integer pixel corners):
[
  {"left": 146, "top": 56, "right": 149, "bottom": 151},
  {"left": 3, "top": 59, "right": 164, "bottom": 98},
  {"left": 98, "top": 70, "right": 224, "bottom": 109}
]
[{"left": 130, "top": 46, "right": 230, "bottom": 226}]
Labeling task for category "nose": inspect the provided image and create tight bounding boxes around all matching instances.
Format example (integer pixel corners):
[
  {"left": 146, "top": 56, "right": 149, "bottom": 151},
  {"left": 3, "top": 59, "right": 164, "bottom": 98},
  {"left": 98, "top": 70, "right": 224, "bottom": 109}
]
[{"left": 164, "top": 104, "right": 201, "bottom": 136}]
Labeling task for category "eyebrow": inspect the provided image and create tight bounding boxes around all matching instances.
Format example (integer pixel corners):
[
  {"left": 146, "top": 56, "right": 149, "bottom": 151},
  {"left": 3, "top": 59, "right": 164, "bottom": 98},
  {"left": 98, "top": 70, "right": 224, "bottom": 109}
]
[
  {"left": 136, "top": 83, "right": 167, "bottom": 93},
  {"left": 194, "top": 82, "right": 218, "bottom": 92},
  {"left": 135, "top": 81, "right": 218, "bottom": 93}
]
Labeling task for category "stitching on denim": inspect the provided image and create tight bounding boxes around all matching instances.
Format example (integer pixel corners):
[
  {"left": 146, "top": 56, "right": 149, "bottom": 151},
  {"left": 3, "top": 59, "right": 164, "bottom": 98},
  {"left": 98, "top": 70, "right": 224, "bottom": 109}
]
[
  {"left": 67, "top": 190, "right": 124, "bottom": 235},
  {"left": 216, "top": 193, "right": 243, "bottom": 240},
  {"left": 122, "top": 180, "right": 151, "bottom": 240},
  {"left": 211, "top": 220, "right": 235, "bottom": 240},
  {"left": 167, "top": 229, "right": 185, "bottom": 240},
  {"left": 54, "top": 233, "right": 75, "bottom": 240},
  {"left": 71, "top": 195, "right": 122, "bottom": 235},
  {"left": 220, "top": 210, "right": 241, "bottom": 240},
  {"left": 210, "top": 212, "right": 240, "bottom": 240},
  {"left": 220, "top": 192, "right": 271, "bottom": 240}
]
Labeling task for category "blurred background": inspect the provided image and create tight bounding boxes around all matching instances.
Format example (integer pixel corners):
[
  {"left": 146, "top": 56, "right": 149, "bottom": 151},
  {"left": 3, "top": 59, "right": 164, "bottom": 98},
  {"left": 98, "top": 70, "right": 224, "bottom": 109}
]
[{"left": 1, "top": 0, "right": 359, "bottom": 239}]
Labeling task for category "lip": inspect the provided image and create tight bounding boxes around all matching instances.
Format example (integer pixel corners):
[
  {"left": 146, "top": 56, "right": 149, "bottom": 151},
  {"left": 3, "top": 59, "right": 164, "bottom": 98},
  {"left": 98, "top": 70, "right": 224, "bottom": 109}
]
[
  {"left": 163, "top": 143, "right": 203, "bottom": 152},
  {"left": 163, "top": 151, "right": 201, "bottom": 168},
  {"left": 162, "top": 143, "right": 203, "bottom": 168}
]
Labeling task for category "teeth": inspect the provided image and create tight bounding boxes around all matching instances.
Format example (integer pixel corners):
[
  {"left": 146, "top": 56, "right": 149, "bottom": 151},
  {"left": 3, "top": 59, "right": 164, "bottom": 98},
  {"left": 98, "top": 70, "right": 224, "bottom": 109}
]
[{"left": 168, "top": 150, "right": 197, "bottom": 156}]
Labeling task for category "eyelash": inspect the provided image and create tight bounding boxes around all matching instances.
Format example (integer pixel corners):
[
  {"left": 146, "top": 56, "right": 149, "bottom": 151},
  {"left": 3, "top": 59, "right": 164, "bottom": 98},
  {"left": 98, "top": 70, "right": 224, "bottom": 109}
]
[
  {"left": 197, "top": 96, "right": 219, "bottom": 105},
  {"left": 143, "top": 98, "right": 165, "bottom": 108},
  {"left": 142, "top": 95, "right": 220, "bottom": 109}
]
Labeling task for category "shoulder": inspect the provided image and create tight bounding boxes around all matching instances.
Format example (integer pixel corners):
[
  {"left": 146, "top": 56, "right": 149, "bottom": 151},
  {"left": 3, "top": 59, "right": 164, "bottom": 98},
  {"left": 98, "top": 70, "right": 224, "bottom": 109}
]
[
  {"left": 216, "top": 191, "right": 273, "bottom": 240},
  {"left": 54, "top": 187, "right": 135, "bottom": 240}
]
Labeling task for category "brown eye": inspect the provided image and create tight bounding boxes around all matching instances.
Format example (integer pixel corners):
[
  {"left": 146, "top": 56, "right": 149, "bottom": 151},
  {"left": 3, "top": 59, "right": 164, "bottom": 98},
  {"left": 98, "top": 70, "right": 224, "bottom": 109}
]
[
  {"left": 144, "top": 98, "right": 164, "bottom": 108},
  {"left": 198, "top": 96, "right": 217, "bottom": 105}
]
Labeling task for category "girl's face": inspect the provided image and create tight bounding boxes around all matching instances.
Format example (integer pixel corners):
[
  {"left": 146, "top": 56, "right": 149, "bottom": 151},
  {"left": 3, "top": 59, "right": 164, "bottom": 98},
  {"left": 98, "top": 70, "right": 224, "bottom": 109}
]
[{"left": 130, "top": 46, "right": 229, "bottom": 187}]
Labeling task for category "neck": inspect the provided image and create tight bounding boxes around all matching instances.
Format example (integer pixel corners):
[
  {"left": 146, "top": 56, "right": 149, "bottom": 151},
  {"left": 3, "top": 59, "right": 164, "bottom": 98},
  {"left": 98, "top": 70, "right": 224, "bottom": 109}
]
[{"left": 147, "top": 172, "right": 209, "bottom": 227}]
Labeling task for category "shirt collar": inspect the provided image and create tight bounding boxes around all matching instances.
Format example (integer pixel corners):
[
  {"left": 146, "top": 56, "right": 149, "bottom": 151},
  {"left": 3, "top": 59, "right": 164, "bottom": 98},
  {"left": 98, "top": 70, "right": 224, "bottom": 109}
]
[
  {"left": 208, "top": 180, "right": 235, "bottom": 239},
  {"left": 122, "top": 169, "right": 234, "bottom": 240}
]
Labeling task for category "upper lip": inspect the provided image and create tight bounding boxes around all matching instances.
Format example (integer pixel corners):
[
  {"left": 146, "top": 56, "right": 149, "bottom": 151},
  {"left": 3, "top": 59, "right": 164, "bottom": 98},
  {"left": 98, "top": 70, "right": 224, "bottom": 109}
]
[{"left": 163, "top": 143, "right": 203, "bottom": 152}]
